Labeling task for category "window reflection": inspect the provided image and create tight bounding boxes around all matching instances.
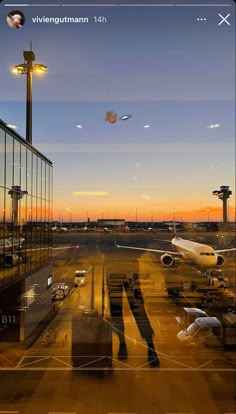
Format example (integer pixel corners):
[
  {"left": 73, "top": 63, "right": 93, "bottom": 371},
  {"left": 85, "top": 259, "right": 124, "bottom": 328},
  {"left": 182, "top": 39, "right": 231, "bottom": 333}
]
[
  {"left": 6, "top": 134, "right": 13, "bottom": 190},
  {"left": 0, "top": 129, "right": 5, "bottom": 187},
  {"left": 33, "top": 153, "right": 37, "bottom": 197},
  {"left": 0, "top": 124, "right": 52, "bottom": 289},
  {"left": 27, "top": 150, "right": 33, "bottom": 195},
  {"left": 13, "top": 140, "right": 20, "bottom": 187}
]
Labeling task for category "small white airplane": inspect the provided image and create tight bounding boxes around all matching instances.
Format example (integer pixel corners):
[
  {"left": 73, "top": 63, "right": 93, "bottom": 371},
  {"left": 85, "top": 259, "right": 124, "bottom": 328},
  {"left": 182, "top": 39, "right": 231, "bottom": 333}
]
[
  {"left": 0, "top": 237, "right": 25, "bottom": 254},
  {"left": 1, "top": 237, "right": 81, "bottom": 267},
  {"left": 115, "top": 230, "right": 236, "bottom": 269}
]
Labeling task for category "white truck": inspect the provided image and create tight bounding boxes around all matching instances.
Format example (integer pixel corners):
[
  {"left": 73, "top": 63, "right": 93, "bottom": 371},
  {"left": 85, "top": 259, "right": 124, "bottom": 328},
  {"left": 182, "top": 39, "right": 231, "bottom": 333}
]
[
  {"left": 52, "top": 283, "right": 70, "bottom": 300},
  {"left": 74, "top": 270, "right": 87, "bottom": 287},
  {"left": 177, "top": 312, "right": 236, "bottom": 347}
]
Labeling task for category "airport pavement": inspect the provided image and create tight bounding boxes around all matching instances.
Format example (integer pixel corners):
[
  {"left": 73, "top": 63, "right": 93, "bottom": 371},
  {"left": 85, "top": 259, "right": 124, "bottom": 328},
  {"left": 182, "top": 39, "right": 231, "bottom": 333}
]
[{"left": 0, "top": 232, "right": 235, "bottom": 414}]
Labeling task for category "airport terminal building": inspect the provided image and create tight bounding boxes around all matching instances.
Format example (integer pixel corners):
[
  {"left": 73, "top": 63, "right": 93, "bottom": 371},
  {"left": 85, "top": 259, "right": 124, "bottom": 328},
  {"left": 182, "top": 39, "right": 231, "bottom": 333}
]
[{"left": 0, "top": 119, "right": 53, "bottom": 344}]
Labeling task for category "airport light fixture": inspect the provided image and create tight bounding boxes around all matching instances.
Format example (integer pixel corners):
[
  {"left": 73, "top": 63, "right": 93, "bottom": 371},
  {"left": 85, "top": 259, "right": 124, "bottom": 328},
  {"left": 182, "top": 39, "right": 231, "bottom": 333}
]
[
  {"left": 206, "top": 208, "right": 210, "bottom": 224},
  {"left": 12, "top": 47, "right": 47, "bottom": 144},
  {"left": 172, "top": 208, "right": 176, "bottom": 222},
  {"left": 151, "top": 209, "right": 154, "bottom": 224}
]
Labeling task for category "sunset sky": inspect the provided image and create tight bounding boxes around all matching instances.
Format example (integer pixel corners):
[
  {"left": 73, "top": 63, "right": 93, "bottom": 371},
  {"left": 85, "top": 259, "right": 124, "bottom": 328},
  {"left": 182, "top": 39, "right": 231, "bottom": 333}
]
[{"left": 0, "top": 0, "right": 235, "bottom": 222}]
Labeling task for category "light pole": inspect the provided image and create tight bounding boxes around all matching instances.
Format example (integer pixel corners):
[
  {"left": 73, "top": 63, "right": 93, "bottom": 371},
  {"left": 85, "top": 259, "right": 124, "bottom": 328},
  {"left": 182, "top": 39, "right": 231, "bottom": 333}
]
[
  {"left": 70, "top": 208, "right": 72, "bottom": 230},
  {"left": 135, "top": 208, "right": 138, "bottom": 226},
  {"left": 151, "top": 209, "right": 154, "bottom": 225},
  {"left": 12, "top": 44, "right": 47, "bottom": 144},
  {"left": 172, "top": 208, "right": 176, "bottom": 222},
  {"left": 206, "top": 208, "right": 210, "bottom": 224}
]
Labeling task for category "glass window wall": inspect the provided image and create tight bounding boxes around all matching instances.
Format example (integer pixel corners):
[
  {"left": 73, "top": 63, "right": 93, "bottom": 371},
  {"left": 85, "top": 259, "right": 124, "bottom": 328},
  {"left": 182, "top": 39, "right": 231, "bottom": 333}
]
[{"left": 0, "top": 122, "right": 53, "bottom": 288}]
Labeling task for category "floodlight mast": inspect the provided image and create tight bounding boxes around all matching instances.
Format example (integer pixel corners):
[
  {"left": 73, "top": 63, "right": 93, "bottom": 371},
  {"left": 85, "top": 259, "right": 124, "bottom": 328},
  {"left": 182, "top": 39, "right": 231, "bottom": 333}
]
[{"left": 12, "top": 45, "right": 47, "bottom": 144}]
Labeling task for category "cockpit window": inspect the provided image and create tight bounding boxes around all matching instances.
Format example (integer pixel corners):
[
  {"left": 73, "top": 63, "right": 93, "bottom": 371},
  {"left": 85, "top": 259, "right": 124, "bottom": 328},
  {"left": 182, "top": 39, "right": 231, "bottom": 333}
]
[{"left": 200, "top": 252, "right": 215, "bottom": 256}]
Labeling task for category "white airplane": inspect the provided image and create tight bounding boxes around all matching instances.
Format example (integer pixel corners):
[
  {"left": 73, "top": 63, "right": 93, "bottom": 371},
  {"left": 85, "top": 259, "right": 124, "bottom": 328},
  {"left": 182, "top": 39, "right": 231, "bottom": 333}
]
[
  {"left": 115, "top": 232, "right": 236, "bottom": 269},
  {"left": 1, "top": 237, "right": 81, "bottom": 267},
  {"left": 0, "top": 237, "right": 25, "bottom": 254}
]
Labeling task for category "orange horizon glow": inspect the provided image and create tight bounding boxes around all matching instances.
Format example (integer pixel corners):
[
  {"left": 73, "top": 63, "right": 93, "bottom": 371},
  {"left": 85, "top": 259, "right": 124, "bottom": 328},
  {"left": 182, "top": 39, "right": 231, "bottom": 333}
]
[
  {"left": 1, "top": 203, "right": 234, "bottom": 223},
  {"left": 52, "top": 205, "right": 236, "bottom": 223}
]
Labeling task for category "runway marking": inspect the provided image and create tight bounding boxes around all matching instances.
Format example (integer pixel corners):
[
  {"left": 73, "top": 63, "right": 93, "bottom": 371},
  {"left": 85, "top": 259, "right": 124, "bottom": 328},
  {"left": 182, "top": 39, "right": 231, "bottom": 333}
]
[
  {"left": 1, "top": 367, "right": 236, "bottom": 371},
  {"left": 0, "top": 354, "right": 15, "bottom": 367},
  {"left": 197, "top": 358, "right": 217, "bottom": 368},
  {"left": 15, "top": 355, "right": 236, "bottom": 372},
  {"left": 53, "top": 356, "right": 72, "bottom": 367},
  {"left": 17, "top": 356, "right": 50, "bottom": 368},
  {"left": 159, "top": 356, "right": 193, "bottom": 369}
]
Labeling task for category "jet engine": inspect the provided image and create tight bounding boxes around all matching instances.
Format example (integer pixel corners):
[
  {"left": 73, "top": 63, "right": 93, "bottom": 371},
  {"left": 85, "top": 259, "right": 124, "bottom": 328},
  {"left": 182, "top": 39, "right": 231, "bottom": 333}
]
[
  {"left": 216, "top": 254, "right": 224, "bottom": 266},
  {"left": 160, "top": 253, "right": 175, "bottom": 267}
]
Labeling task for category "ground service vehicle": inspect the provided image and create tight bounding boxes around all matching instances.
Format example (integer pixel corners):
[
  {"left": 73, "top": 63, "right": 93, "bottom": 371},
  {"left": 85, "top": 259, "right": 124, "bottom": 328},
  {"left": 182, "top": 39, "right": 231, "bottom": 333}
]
[
  {"left": 176, "top": 307, "right": 209, "bottom": 327},
  {"left": 177, "top": 312, "right": 236, "bottom": 347},
  {"left": 74, "top": 270, "right": 87, "bottom": 287},
  {"left": 165, "top": 277, "right": 191, "bottom": 297},
  {"left": 208, "top": 276, "right": 229, "bottom": 288},
  {"left": 52, "top": 283, "right": 70, "bottom": 300}
]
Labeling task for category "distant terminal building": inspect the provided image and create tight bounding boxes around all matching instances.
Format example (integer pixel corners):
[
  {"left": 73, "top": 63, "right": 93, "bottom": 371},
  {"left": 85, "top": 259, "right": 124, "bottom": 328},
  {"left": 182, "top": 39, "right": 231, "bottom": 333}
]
[
  {"left": 97, "top": 218, "right": 126, "bottom": 228},
  {"left": 0, "top": 119, "right": 53, "bottom": 345}
]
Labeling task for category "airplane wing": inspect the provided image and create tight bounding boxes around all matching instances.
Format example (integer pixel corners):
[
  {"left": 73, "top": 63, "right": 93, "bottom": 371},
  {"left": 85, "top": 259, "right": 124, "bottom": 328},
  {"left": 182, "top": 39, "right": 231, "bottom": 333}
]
[
  {"left": 215, "top": 248, "right": 236, "bottom": 253},
  {"left": 51, "top": 245, "right": 81, "bottom": 250},
  {"left": 115, "top": 242, "right": 182, "bottom": 256},
  {"left": 13, "top": 245, "right": 82, "bottom": 253},
  {"left": 153, "top": 238, "right": 172, "bottom": 243}
]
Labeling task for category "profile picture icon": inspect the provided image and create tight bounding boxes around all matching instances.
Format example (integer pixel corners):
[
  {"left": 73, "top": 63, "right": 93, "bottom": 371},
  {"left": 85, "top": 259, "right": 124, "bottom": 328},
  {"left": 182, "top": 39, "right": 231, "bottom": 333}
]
[{"left": 7, "top": 10, "right": 25, "bottom": 29}]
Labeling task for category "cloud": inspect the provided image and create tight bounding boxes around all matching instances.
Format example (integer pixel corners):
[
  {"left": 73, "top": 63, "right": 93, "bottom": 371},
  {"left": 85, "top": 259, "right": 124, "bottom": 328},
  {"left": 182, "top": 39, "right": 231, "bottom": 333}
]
[
  {"left": 207, "top": 164, "right": 224, "bottom": 171},
  {"left": 142, "top": 194, "right": 151, "bottom": 200},
  {"left": 207, "top": 124, "right": 220, "bottom": 129},
  {"left": 7, "top": 124, "right": 18, "bottom": 129},
  {"left": 73, "top": 191, "right": 108, "bottom": 196}
]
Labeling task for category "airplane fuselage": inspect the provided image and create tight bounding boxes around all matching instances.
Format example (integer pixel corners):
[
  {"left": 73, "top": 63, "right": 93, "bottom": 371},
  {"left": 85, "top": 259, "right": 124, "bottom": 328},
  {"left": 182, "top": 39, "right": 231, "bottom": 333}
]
[{"left": 171, "top": 236, "right": 217, "bottom": 268}]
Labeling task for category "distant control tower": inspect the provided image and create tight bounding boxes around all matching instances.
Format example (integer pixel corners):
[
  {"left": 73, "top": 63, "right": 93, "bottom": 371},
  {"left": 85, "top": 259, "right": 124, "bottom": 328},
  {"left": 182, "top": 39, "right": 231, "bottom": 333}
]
[
  {"left": 8, "top": 186, "right": 28, "bottom": 226},
  {"left": 213, "top": 185, "right": 232, "bottom": 230}
]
